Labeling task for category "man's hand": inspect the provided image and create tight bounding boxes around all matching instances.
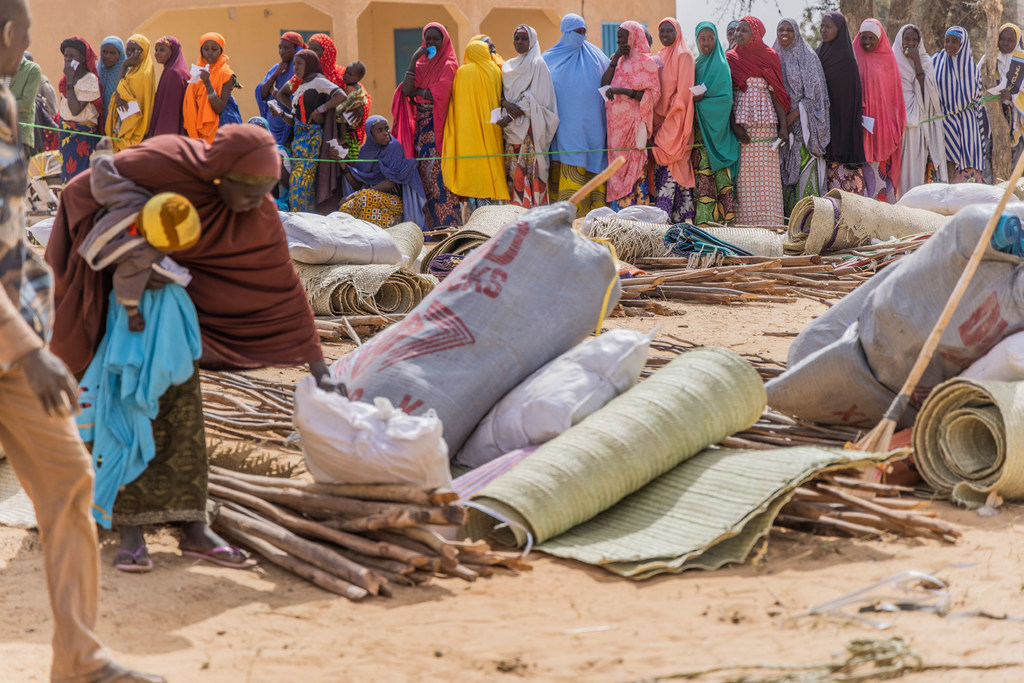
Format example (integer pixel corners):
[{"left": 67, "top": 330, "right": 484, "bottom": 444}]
[{"left": 19, "top": 348, "right": 80, "bottom": 418}]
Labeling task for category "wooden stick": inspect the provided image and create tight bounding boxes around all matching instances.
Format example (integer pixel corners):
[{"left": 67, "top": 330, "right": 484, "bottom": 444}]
[
  {"left": 217, "top": 526, "right": 369, "bottom": 601},
  {"left": 209, "top": 466, "right": 456, "bottom": 505},
  {"left": 569, "top": 156, "right": 624, "bottom": 205},
  {"left": 856, "top": 150, "right": 1024, "bottom": 452}
]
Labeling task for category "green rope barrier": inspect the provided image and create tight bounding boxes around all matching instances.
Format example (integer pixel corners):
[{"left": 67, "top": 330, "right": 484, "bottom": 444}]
[
  {"left": 920, "top": 94, "right": 1001, "bottom": 125},
  {"left": 22, "top": 121, "right": 121, "bottom": 141}
]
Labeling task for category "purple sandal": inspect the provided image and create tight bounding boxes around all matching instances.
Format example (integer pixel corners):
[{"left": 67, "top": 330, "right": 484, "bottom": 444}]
[
  {"left": 182, "top": 545, "right": 258, "bottom": 569},
  {"left": 114, "top": 546, "right": 153, "bottom": 573}
]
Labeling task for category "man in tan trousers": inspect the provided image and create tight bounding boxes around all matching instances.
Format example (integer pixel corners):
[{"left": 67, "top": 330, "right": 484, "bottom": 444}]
[{"left": 0, "top": 1, "right": 164, "bottom": 681}]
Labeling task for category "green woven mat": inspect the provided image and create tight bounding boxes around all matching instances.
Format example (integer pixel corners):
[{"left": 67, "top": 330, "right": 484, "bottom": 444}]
[
  {"left": 913, "top": 378, "right": 1024, "bottom": 509},
  {"left": 465, "top": 347, "right": 765, "bottom": 548},
  {"left": 540, "top": 446, "right": 886, "bottom": 579}
]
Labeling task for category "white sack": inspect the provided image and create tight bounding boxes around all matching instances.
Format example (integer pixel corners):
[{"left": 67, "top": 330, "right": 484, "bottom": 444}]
[
  {"left": 961, "top": 330, "right": 1024, "bottom": 381},
  {"left": 896, "top": 183, "right": 1020, "bottom": 216},
  {"left": 281, "top": 211, "right": 402, "bottom": 265}
]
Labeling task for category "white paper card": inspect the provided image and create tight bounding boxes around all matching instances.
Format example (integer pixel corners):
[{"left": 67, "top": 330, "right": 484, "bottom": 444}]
[
  {"left": 187, "top": 64, "right": 209, "bottom": 84},
  {"left": 488, "top": 107, "right": 502, "bottom": 124},
  {"left": 328, "top": 140, "right": 349, "bottom": 158},
  {"left": 689, "top": 83, "right": 707, "bottom": 96},
  {"left": 342, "top": 111, "right": 358, "bottom": 126},
  {"left": 862, "top": 115, "right": 875, "bottom": 134},
  {"left": 799, "top": 101, "right": 810, "bottom": 145},
  {"left": 118, "top": 100, "right": 141, "bottom": 121},
  {"left": 70, "top": 59, "right": 80, "bottom": 70},
  {"left": 771, "top": 137, "right": 784, "bottom": 151},
  {"left": 598, "top": 85, "right": 611, "bottom": 100}
]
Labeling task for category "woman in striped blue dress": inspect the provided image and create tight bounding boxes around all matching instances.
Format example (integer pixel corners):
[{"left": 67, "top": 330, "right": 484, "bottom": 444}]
[{"left": 932, "top": 26, "right": 985, "bottom": 183}]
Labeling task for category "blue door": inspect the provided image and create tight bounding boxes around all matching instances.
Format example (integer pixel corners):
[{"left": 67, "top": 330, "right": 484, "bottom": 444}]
[{"left": 394, "top": 28, "right": 423, "bottom": 88}]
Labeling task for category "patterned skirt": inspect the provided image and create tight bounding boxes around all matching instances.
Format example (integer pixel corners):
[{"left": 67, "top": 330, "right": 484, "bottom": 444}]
[
  {"left": 653, "top": 165, "right": 695, "bottom": 223},
  {"left": 60, "top": 120, "right": 99, "bottom": 184},
  {"left": 946, "top": 162, "right": 983, "bottom": 184},
  {"left": 608, "top": 171, "right": 650, "bottom": 211},
  {"left": 691, "top": 127, "right": 735, "bottom": 226},
  {"left": 735, "top": 122, "right": 783, "bottom": 225},
  {"left": 112, "top": 368, "right": 208, "bottom": 526},
  {"left": 338, "top": 188, "right": 403, "bottom": 228},
  {"left": 416, "top": 103, "right": 462, "bottom": 228},
  {"left": 289, "top": 121, "right": 323, "bottom": 212},
  {"left": 556, "top": 163, "right": 606, "bottom": 217},
  {"left": 505, "top": 129, "right": 547, "bottom": 209},
  {"left": 783, "top": 145, "right": 821, "bottom": 215},
  {"left": 826, "top": 162, "right": 867, "bottom": 195}
]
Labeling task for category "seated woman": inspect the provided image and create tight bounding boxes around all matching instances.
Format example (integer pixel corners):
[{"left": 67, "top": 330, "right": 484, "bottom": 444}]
[
  {"left": 338, "top": 115, "right": 426, "bottom": 228},
  {"left": 47, "top": 125, "right": 345, "bottom": 573},
  {"left": 275, "top": 49, "right": 347, "bottom": 212}
]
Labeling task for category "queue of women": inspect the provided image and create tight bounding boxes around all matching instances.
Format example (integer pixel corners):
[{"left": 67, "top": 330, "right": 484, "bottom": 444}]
[{"left": 54, "top": 17, "right": 1024, "bottom": 236}]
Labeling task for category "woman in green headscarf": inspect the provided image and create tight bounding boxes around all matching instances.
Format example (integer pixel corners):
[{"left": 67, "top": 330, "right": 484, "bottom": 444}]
[{"left": 691, "top": 22, "right": 739, "bottom": 226}]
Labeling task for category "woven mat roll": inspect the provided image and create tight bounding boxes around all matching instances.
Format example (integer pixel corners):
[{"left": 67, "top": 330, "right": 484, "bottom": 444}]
[
  {"left": 295, "top": 262, "right": 438, "bottom": 316},
  {"left": 699, "top": 227, "right": 784, "bottom": 257},
  {"left": 420, "top": 205, "right": 529, "bottom": 275},
  {"left": 913, "top": 378, "right": 1024, "bottom": 509},
  {"left": 785, "top": 189, "right": 948, "bottom": 255},
  {"left": 385, "top": 222, "right": 425, "bottom": 263},
  {"left": 465, "top": 348, "right": 765, "bottom": 546},
  {"left": 587, "top": 217, "right": 670, "bottom": 263}
]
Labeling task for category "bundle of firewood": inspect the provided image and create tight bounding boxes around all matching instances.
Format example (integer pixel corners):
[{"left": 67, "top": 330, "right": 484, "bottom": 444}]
[
  {"left": 775, "top": 475, "right": 961, "bottom": 544},
  {"left": 314, "top": 314, "right": 405, "bottom": 345},
  {"left": 207, "top": 467, "right": 529, "bottom": 601}
]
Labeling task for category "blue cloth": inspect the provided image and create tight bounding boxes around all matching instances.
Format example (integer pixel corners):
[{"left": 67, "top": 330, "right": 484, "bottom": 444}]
[
  {"left": 219, "top": 95, "right": 243, "bottom": 128},
  {"left": 256, "top": 60, "right": 295, "bottom": 145},
  {"left": 351, "top": 114, "right": 427, "bottom": 223},
  {"left": 542, "top": 14, "right": 610, "bottom": 174},
  {"left": 98, "top": 36, "right": 125, "bottom": 114},
  {"left": 76, "top": 285, "right": 202, "bottom": 528}
]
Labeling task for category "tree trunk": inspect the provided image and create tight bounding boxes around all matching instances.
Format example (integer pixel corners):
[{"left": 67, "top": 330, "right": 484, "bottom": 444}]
[
  {"left": 886, "top": 0, "right": 916, "bottom": 37},
  {"left": 841, "top": 0, "right": 877, "bottom": 32},
  {"left": 980, "top": 0, "right": 1012, "bottom": 182}
]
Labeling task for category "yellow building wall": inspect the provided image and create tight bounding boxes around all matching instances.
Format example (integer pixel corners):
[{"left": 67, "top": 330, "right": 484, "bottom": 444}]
[{"left": 30, "top": 0, "right": 674, "bottom": 122}]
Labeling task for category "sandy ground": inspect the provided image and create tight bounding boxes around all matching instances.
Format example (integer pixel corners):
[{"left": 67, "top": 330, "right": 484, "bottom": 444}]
[{"left": 3, "top": 299, "right": 1024, "bottom": 682}]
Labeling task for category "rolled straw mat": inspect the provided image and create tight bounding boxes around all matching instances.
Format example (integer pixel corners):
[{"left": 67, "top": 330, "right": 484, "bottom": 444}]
[
  {"left": 420, "top": 205, "right": 528, "bottom": 274},
  {"left": 785, "top": 189, "right": 948, "bottom": 255},
  {"left": 386, "top": 222, "right": 425, "bottom": 263},
  {"left": 295, "top": 262, "right": 438, "bottom": 316},
  {"left": 676, "top": 226, "right": 784, "bottom": 257},
  {"left": 0, "top": 456, "right": 36, "bottom": 528},
  {"left": 586, "top": 217, "right": 670, "bottom": 263},
  {"left": 913, "top": 378, "right": 1024, "bottom": 509}
]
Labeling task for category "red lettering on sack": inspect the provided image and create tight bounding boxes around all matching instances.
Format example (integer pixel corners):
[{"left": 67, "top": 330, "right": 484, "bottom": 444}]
[
  {"left": 959, "top": 292, "right": 1008, "bottom": 355},
  {"left": 376, "top": 300, "right": 475, "bottom": 370},
  {"left": 909, "top": 384, "right": 933, "bottom": 411},
  {"left": 833, "top": 404, "right": 872, "bottom": 426},
  {"left": 397, "top": 395, "right": 424, "bottom": 414},
  {"left": 483, "top": 222, "right": 529, "bottom": 266},
  {"left": 348, "top": 388, "right": 364, "bottom": 402},
  {"left": 483, "top": 268, "right": 506, "bottom": 298}
]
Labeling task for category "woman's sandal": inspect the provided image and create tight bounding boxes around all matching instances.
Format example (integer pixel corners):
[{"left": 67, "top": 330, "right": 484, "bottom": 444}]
[
  {"left": 182, "top": 545, "right": 258, "bottom": 569},
  {"left": 113, "top": 546, "right": 153, "bottom": 573}
]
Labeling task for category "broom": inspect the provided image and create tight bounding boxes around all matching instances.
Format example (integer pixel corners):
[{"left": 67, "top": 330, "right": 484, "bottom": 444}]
[{"left": 854, "top": 151, "right": 1024, "bottom": 452}]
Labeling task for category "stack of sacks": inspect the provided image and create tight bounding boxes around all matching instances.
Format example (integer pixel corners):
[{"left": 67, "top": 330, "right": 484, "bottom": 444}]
[
  {"left": 457, "top": 330, "right": 653, "bottom": 468},
  {"left": 767, "top": 205, "right": 1024, "bottom": 429},
  {"left": 329, "top": 202, "right": 621, "bottom": 455}
]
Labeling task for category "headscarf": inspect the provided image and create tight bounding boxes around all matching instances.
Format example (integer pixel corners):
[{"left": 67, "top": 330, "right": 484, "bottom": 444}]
[
  {"left": 98, "top": 36, "right": 125, "bottom": 113},
  {"left": 471, "top": 34, "right": 504, "bottom": 67},
  {"left": 501, "top": 24, "right": 560, "bottom": 180},
  {"left": 892, "top": 24, "right": 947, "bottom": 179},
  {"left": 933, "top": 26, "right": 984, "bottom": 170},
  {"left": 106, "top": 34, "right": 156, "bottom": 151},
  {"left": 853, "top": 19, "right": 905, "bottom": 181},
  {"left": 255, "top": 36, "right": 297, "bottom": 145},
  {"left": 150, "top": 35, "right": 189, "bottom": 137},
  {"left": 294, "top": 49, "right": 324, "bottom": 79},
  {"left": 726, "top": 17, "right": 791, "bottom": 111},
  {"left": 351, "top": 115, "right": 425, "bottom": 193},
  {"left": 652, "top": 18, "right": 695, "bottom": 187},
  {"left": 542, "top": 13, "right": 610, "bottom": 173},
  {"left": 440, "top": 41, "right": 509, "bottom": 200},
  {"left": 391, "top": 23, "right": 459, "bottom": 158},
  {"left": 606, "top": 21, "right": 661, "bottom": 202},
  {"left": 138, "top": 192, "right": 201, "bottom": 252},
  {"left": 816, "top": 11, "right": 865, "bottom": 164},
  {"left": 994, "top": 23, "right": 1022, "bottom": 82},
  {"left": 47, "top": 125, "right": 321, "bottom": 375},
  {"left": 774, "top": 18, "right": 830, "bottom": 184},
  {"left": 183, "top": 32, "right": 235, "bottom": 143},
  {"left": 693, "top": 22, "right": 739, "bottom": 174},
  {"left": 309, "top": 33, "right": 344, "bottom": 86},
  {"left": 59, "top": 37, "right": 105, "bottom": 131}
]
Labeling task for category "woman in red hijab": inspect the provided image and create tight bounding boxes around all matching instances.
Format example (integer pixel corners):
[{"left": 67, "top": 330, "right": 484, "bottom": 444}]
[
  {"left": 46, "top": 125, "right": 342, "bottom": 572},
  {"left": 854, "top": 19, "right": 906, "bottom": 202},
  {"left": 392, "top": 23, "right": 462, "bottom": 228},
  {"left": 726, "top": 17, "right": 790, "bottom": 225}
]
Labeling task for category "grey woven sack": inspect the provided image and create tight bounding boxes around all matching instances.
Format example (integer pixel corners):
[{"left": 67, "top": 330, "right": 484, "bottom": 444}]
[
  {"left": 330, "top": 202, "right": 622, "bottom": 454},
  {"left": 768, "top": 204, "right": 1024, "bottom": 428}
]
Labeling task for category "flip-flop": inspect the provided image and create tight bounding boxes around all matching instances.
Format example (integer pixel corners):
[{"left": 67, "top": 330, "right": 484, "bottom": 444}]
[
  {"left": 182, "top": 545, "right": 258, "bottom": 569},
  {"left": 113, "top": 546, "right": 153, "bottom": 573}
]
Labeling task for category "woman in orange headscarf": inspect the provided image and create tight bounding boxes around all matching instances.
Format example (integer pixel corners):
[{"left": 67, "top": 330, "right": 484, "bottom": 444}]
[
  {"left": 183, "top": 32, "right": 240, "bottom": 142},
  {"left": 652, "top": 17, "right": 696, "bottom": 222}
]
